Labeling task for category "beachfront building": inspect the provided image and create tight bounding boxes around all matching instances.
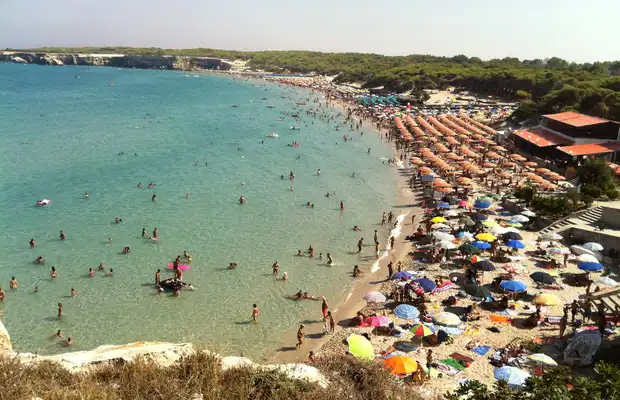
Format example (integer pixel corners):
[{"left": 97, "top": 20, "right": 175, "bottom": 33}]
[{"left": 511, "top": 112, "right": 620, "bottom": 166}]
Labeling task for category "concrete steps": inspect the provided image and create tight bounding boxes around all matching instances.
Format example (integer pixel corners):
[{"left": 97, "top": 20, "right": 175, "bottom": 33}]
[
  {"left": 587, "top": 288, "right": 620, "bottom": 314},
  {"left": 575, "top": 206, "right": 603, "bottom": 225},
  {"left": 539, "top": 219, "right": 575, "bottom": 234},
  {"left": 538, "top": 206, "right": 603, "bottom": 235}
]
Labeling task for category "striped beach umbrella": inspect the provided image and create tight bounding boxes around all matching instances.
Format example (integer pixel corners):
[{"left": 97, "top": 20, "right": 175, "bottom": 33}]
[
  {"left": 393, "top": 304, "right": 420, "bottom": 320},
  {"left": 409, "top": 323, "right": 436, "bottom": 337},
  {"left": 363, "top": 291, "right": 387, "bottom": 303}
]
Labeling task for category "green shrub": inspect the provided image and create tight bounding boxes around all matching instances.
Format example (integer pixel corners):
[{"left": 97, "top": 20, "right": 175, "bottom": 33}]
[
  {"left": 582, "top": 194, "right": 594, "bottom": 206},
  {"left": 606, "top": 188, "right": 620, "bottom": 200},
  {"left": 581, "top": 184, "right": 603, "bottom": 199}
]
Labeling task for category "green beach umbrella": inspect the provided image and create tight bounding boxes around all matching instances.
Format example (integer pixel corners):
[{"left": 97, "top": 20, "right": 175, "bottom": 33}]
[
  {"left": 347, "top": 334, "right": 374, "bottom": 361},
  {"left": 458, "top": 243, "right": 480, "bottom": 254}
]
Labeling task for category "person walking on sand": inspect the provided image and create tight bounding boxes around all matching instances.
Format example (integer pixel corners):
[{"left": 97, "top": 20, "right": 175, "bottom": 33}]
[
  {"left": 426, "top": 349, "right": 433, "bottom": 373},
  {"left": 326, "top": 253, "right": 333, "bottom": 265},
  {"left": 570, "top": 300, "right": 579, "bottom": 323},
  {"left": 559, "top": 311, "right": 568, "bottom": 338},
  {"left": 390, "top": 236, "right": 395, "bottom": 250},
  {"left": 328, "top": 311, "right": 335, "bottom": 333},
  {"left": 296, "top": 324, "right": 305, "bottom": 349},
  {"left": 321, "top": 297, "right": 329, "bottom": 320},
  {"left": 252, "top": 303, "right": 259, "bottom": 323},
  {"left": 387, "top": 261, "right": 394, "bottom": 279},
  {"left": 374, "top": 230, "right": 378, "bottom": 244}
]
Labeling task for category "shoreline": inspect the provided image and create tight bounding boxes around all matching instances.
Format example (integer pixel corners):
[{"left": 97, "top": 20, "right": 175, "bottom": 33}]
[{"left": 267, "top": 93, "right": 422, "bottom": 364}]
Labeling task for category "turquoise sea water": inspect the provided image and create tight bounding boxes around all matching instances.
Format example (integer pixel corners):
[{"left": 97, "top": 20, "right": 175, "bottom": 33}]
[{"left": 0, "top": 64, "right": 397, "bottom": 359}]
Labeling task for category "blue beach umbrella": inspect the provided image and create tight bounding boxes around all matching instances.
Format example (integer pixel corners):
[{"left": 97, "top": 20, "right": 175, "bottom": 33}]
[
  {"left": 416, "top": 278, "right": 437, "bottom": 293},
  {"left": 392, "top": 271, "right": 414, "bottom": 280},
  {"left": 393, "top": 304, "right": 420, "bottom": 320},
  {"left": 505, "top": 240, "right": 526, "bottom": 249},
  {"left": 578, "top": 262, "right": 604, "bottom": 272},
  {"left": 438, "top": 202, "right": 451, "bottom": 208},
  {"left": 494, "top": 366, "right": 530, "bottom": 387},
  {"left": 474, "top": 200, "right": 491, "bottom": 209},
  {"left": 472, "top": 241, "right": 492, "bottom": 250},
  {"left": 500, "top": 280, "right": 528, "bottom": 293}
]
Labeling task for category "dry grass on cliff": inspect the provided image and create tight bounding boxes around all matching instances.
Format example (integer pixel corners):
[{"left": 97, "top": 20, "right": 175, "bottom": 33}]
[{"left": 0, "top": 353, "right": 420, "bottom": 400}]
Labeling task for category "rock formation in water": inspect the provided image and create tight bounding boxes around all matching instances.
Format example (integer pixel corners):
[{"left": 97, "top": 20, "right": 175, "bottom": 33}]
[{"left": 0, "top": 52, "right": 233, "bottom": 71}]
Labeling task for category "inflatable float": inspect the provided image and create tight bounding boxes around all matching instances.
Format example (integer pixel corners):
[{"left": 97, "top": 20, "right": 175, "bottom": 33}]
[
  {"left": 266, "top": 133, "right": 279, "bottom": 138},
  {"left": 159, "top": 278, "right": 191, "bottom": 292},
  {"left": 35, "top": 199, "right": 51, "bottom": 206},
  {"left": 168, "top": 264, "right": 191, "bottom": 271}
]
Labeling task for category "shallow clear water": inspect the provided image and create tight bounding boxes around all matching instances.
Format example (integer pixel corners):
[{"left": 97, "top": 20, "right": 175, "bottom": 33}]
[{"left": 0, "top": 64, "right": 397, "bottom": 359}]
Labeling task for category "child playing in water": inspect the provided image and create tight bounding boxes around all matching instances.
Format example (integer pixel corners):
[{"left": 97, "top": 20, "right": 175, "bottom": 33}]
[{"left": 252, "top": 304, "right": 260, "bottom": 323}]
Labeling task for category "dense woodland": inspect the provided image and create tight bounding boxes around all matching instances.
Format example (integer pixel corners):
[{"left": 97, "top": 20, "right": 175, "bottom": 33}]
[{"left": 13, "top": 47, "right": 620, "bottom": 122}]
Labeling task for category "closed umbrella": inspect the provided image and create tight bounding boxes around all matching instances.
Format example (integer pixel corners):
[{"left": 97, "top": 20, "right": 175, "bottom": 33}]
[
  {"left": 578, "top": 262, "right": 604, "bottom": 272},
  {"left": 503, "top": 232, "right": 523, "bottom": 241},
  {"left": 505, "top": 240, "right": 526, "bottom": 249},
  {"left": 392, "top": 271, "right": 414, "bottom": 280},
  {"left": 417, "top": 278, "right": 437, "bottom": 292},
  {"left": 465, "top": 284, "right": 491, "bottom": 297},
  {"left": 364, "top": 291, "right": 387, "bottom": 303},
  {"left": 494, "top": 366, "right": 531, "bottom": 386},
  {"left": 384, "top": 356, "right": 418, "bottom": 375},
  {"left": 473, "top": 260, "right": 496, "bottom": 271},
  {"left": 472, "top": 241, "right": 492, "bottom": 250},
  {"left": 529, "top": 271, "right": 555, "bottom": 284},
  {"left": 393, "top": 304, "right": 420, "bottom": 320},
  {"left": 583, "top": 242, "right": 604, "bottom": 252},
  {"left": 500, "top": 280, "right": 528, "bottom": 292},
  {"left": 434, "top": 312, "right": 461, "bottom": 326},
  {"left": 533, "top": 293, "right": 560, "bottom": 306},
  {"left": 347, "top": 334, "right": 374, "bottom": 361},
  {"left": 436, "top": 240, "right": 457, "bottom": 250},
  {"left": 540, "top": 232, "right": 563, "bottom": 241}
]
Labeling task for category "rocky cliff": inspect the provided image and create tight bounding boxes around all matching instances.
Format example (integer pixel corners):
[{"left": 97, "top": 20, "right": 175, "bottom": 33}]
[
  {"left": 0, "top": 52, "right": 233, "bottom": 71},
  {"left": 0, "top": 319, "right": 326, "bottom": 387}
]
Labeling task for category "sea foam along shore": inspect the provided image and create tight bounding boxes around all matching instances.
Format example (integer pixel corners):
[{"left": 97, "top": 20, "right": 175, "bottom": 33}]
[{"left": 268, "top": 89, "right": 423, "bottom": 364}]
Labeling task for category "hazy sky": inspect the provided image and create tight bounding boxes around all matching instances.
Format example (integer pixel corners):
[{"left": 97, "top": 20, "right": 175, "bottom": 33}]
[{"left": 1, "top": 0, "right": 618, "bottom": 62}]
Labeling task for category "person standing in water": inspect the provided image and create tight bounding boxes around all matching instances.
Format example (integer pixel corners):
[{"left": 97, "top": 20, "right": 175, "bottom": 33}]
[
  {"left": 272, "top": 261, "right": 279, "bottom": 276},
  {"left": 326, "top": 253, "right": 333, "bottom": 265},
  {"left": 252, "top": 303, "right": 259, "bottom": 323},
  {"left": 29, "top": 238, "right": 35, "bottom": 248},
  {"left": 357, "top": 238, "right": 364, "bottom": 253},
  {"left": 156, "top": 269, "right": 161, "bottom": 284},
  {"left": 89, "top": 268, "right": 94, "bottom": 277},
  {"left": 141, "top": 228, "right": 146, "bottom": 238},
  {"left": 374, "top": 230, "right": 378, "bottom": 244},
  {"left": 50, "top": 266, "right": 57, "bottom": 279},
  {"left": 340, "top": 201, "right": 344, "bottom": 211},
  {"left": 57, "top": 302, "right": 63, "bottom": 319},
  {"left": 59, "top": 231, "right": 66, "bottom": 241},
  {"left": 153, "top": 228, "right": 158, "bottom": 238},
  {"left": 152, "top": 194, "right": 157, "bottom": 202}
]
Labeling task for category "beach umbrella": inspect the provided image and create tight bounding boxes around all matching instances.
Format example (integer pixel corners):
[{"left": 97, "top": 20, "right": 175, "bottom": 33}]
[
  {"left": 363, "top": 291, "right": 387, "bottom": 303},
  {"left": 521, "top": 210, "right": 536, "bottom": 217},
  {"left": 578, "top": 262, "right": 604, "bottom": 272},
  {"left": 347, "top": 334, "right": 374, "bottom": 361},
  {"left": 434, "top": 232, "right": 455, "bottom": 242},
  {"left": 437, "top": 202, "right": 452, "bottom": 209},
  {"left": 583, "top": 242, "right": 604, "bottom": 252},
  {"left": 465, "top": 284, "right": 491, "bottom": 298},
  {"left": 409, "top": 323, "right": 436, "bottom": 337},
  {"left": 472, "top": 241, "right": 492, "bottom": 250},
  {"left": 416, "top": 278, "right": 437, "bottom": 292},
  {"left": 482, "top": 220, "right": 499, "bottom": 228},
  {"left": 458, "top": 200, "right": 471, "bottom": 208},
  {"left": 533, "top": 293, "right": 560, "bottom": 306},
  {"left": 394, "top": 304, "right": 420, "bottom": 320},
  {"left": 529, "top": 271, "right": 555, "bottom": 284},
  {"left": 466, "top": 255, "right": 480, "bottom": 263},
  {"left": 494, "top": 366, "right": 531, "bottom": 386},
  {"left": 577, "top": 254, "right": 599, "bottom": 263},
  {"left": 476, "top": 233, "right": 496, "bottom": 242},
  {"left": 436, "top": 240, "right": 457, "bottom": 250},
  {"left": 473, "top": 260, "right": 495, "bottom": 271},
  {"left": 392, "top": 271, "right": 414, "bottom": 280},
  {"left": 470, "top": 214, "right": 488, "bottom": 221},
  {"left": 539, "top": 232, "right": 564, "bottom": 240},
  {"left": 547, "top": 247, "right": 570, "bottom": 255},
  {"left": 443, "top": 210, "right": 459, "bottom": 217},
  {"left": 527, "top": 353, "right": 557, "bottom": 366},
  {"left": 456, "top": 231, "right": 474, "bottom": 239},
  {"left": 596, "top": 276, "right": 618, "bottom": 287},
  {"left": 431, "top": 223, "right": 451, "bottom": 230},
  {"left": 460, "top": 217, "right": 475, "bottom": 227},
  {"left": 474, "top": 200, "right": 491, "bottom": 209},
  {"left": 510, "top": 215, "right": 530, "bottom": 223},
  {"left": 366, "top": 315, "right": 391, "bottom": 327},
  {"left": 503, "top": 232, "right": 523, "bottom": 241},
  {"left": 431, "top": 216, "right": 448, "bottom": 223},
  {"left": 505, "top": 240, "right": 526, "bottom": 249},
  {"left": 458, "top": 243, "right": 480, "bottom": 254},
  {"left": 383, "top": 355, "right": 418, "bottom": 375},
  {"left": 504, "top": 221, "right": 523, "bottom": 227},
  {"left": 500, "top": 280, "right": 528, "bottom": 293},
  {"left": 499, "top": 227, "right": 521, "bottom": 234},
  {"left": 434, "top": 312, "right": 461, "bottom": 326}
]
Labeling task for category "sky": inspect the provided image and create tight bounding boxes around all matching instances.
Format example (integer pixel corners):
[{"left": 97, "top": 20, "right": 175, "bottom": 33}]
[{"left": 1, "top": 0, "right": 619, "bottom": 62}]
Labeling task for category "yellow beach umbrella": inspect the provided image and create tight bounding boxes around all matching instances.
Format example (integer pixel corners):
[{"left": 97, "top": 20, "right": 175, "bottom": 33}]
[
  {"left": 346, "top": 334, "right": 374, "bottom": 361},
  {"left": 482, "top": 220, "right": 499, "bottom": 228},
  {"left": 431, "top": 216, "right": 448, "bottom": 223},
  {"left": 533, "top": 293, "right": 560, "bottom": 306},
  {"left": 476, "top": 233, "right": 496, "bottom": 242}
]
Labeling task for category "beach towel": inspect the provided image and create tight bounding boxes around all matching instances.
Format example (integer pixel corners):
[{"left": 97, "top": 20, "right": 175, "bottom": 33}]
[
  {"left": 532, "top": 337, "right": 556, "bottom": 345},
  {"left": 441, "top": 358, "right": 466, "bottom": 371},
  {"left": 434, "top": 362, "right": 461, "bottom": 376},
  {"left": 431, "top": 282, "right": 455, "bottom": 294},
  {"left": 464, "top": 325, "right": 480, "bottom": 335},
  {"left": 449, "top": 353, "right": 474, "bottom": 366},
  {"left": 471, "top": 345, "right": 491, "bottom": 356},
  {"left": 490, "top": 314, "right": 512, "bottom": 323}
]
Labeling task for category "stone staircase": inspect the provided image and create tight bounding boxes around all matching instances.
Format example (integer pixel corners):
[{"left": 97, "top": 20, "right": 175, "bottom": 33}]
[
  {"left": 585, "top": 287, "right": 620, "bottom": 314},
  {"left": 538, "top": 206, "right": 603, "bottom": 235}
]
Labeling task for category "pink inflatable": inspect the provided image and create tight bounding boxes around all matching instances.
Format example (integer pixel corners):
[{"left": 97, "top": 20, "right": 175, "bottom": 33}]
[{"left": 168, "top": 264, "right": 191, "bottom": 271}]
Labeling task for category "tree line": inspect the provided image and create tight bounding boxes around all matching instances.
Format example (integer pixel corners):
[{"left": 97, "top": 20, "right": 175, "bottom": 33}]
[{"left": 11, "top": 47, "right": 620, "bottom": 121}]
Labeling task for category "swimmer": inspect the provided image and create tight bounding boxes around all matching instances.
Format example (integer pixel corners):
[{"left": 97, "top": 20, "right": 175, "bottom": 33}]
[
  {"left": 281, "top": 272, "right": 289, "bottom": 281},
  {"left": 107, "top": 268, "right": 113, "bottom": 277},
  {"left": 70, "top": 288, "right": 77, "bottom": 296},
  {"left": 55, "top": 330, "right": 63, "bottom": 338},
  {"left": 138, "top": 183, "right": 142, "bottom": 188},
  {"left": 10, "top": 277, "right": 18, "bottom": 289},
  {"left": 353, "top": 265, "right": 361, "bottom": 277},
  {"left": 241, "top": 181, "right": 245, "bottom": 185},
  {"left": 153, "top": 228, "right": 158, "bottom": 238},
  {"left": 307, "top": 246, "right": 314, "bottom": 257},
  {"left": 59, "top": 231, "right": 66, "bottom": 240},
  {"left": 57, "top": 302, "right": 63, "bottom": 318},
  {"left": 89, "top": 268, "right": 94, "bottom": 277},
  {"left": 50, "top": 266, "right": 57, "bottom": 279},
  {"left": 141, "top": 228, "right": 146, "bottom": 237},
  {"left": 340, "top": 201, "right": 344, "bottom": 211},
  {"left": 325, "top": 192, "right": 330, "bottom": 198},
  {"left": 353, "top": 225, "right": 361, "bottom": 231},
  {"left": 84, "top": 192, "right": 89, "bottom": 199},
  {"left": 317, "top": 169, "right": 321, "bottom": 176},
  {"left": 152, "top": 194, "right": 157, "bottom": 202},
  {"left": 98, "top": 263, "right": 105, "bottom": 270},
  {"left": 66, "top": 337, "right": 73, "bottom": 346},
  {"left": 239, "top": 196, "right": 247, "bottom": 204},
  {"left": 297, "top": 249, "right": 303, "bottom": 257},
  {"left": 34, "top": 286, "right": 39, "bottom": 293},
  {"left": 114, "top": 217, "right": 122, "bottom": 224},
  {"left": 108, "top": 237, "right": 112, "bottom": 244},
  {"left": 29, "top": 238, "right": 35, "bottom": 248},
  {"left": 186, "top": 193, "right": 190, "bottom": 199}
]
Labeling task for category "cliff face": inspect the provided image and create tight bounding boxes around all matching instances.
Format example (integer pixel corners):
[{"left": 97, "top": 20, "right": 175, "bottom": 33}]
[{"left": 0, "top": 52, "right": 233, "bottom": 71}]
